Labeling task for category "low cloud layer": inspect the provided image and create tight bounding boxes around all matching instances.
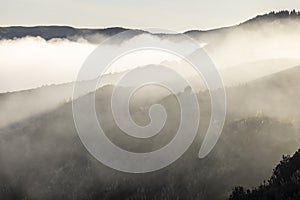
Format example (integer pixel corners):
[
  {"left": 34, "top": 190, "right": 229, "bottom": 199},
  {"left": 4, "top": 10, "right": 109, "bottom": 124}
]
[
  {"left": 1, "top": 18, "right": 300, "bottom": 93},
  {"left": 0, "top": 37, "right": 95, "bottom": 92}
]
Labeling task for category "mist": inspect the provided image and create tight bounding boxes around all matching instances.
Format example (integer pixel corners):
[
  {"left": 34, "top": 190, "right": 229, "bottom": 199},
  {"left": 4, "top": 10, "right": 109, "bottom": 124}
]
[
  {"left": 2, "top": 18, "right": 300, "bottom": 93},
  {"left": 0, "top": 37, "right": 96, "bottom": 92},
  {"left": 1, "top": 14, "right": 300, "bottom": 200}
]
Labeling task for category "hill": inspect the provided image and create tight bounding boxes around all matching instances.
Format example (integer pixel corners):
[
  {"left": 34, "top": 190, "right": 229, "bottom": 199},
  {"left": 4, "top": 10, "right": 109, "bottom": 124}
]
[
  {"left": 0, "top": 10, "right": 299, "bottom": 43},
  {"left": 0, "top": 26, "right": 144, "bottom": 43},
  {"left": 1, "top": 65, "right": 300, "bottom": 199},
  {"left": 227, "top": 65, "right": 300, "bottom": 123},
  {"left": 229, "top": 149, "right": 300, "bottom": 200},
  {"left": 243, "top": 10, "right": 300, "bottom": 25}
]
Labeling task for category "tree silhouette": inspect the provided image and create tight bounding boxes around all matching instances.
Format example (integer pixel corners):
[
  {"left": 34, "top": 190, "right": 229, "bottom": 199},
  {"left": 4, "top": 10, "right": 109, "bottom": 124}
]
[{"left": 229, "top": 149, "right": 300, "bottom": 200}]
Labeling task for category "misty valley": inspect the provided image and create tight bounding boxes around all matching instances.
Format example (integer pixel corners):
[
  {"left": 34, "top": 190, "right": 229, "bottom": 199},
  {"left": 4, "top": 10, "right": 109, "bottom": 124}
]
[{"left": 1, "top": 11, "right": 300, "bottom": 200}]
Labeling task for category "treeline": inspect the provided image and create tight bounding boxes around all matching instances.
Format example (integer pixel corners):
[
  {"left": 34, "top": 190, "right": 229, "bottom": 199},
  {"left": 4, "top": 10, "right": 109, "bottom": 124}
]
[
  {"left": 229, "top": 149, "right": 300, "bottom": 200},
  {"left": 245, "top": 10, "right": 300, "bottom": 24}
]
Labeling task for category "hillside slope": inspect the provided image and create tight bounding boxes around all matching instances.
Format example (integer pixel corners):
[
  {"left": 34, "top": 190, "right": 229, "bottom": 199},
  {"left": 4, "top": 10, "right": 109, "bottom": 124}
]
[
  {"left": 1, "top": 64, "right": 300, "bottom": 199},
  {"left": 229, "top": 149, "right": 300, "bottom": 200}
]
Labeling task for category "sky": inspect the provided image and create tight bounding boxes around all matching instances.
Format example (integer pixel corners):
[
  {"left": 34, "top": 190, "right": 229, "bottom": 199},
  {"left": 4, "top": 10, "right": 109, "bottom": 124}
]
[{"left": 0, "top": 0, "right": 300, "bottom": 32}]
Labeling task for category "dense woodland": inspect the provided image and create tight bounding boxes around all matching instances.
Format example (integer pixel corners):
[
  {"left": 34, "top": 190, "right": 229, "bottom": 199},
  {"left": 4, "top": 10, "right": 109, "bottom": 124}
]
[{"left": 229, "top": 149, "right": 300, "bottom": 200}]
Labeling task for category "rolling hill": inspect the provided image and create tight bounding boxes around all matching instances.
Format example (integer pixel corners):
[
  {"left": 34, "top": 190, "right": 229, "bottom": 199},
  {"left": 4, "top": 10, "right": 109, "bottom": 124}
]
[{"left": 0, "top": 63, "right": 300, "bottom": 200}]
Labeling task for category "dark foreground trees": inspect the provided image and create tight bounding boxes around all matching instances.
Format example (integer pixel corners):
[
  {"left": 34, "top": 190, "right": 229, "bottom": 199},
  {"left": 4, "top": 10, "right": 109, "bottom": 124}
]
[{"left": 229, "top": 149, "right": 300, "bottom": 200}]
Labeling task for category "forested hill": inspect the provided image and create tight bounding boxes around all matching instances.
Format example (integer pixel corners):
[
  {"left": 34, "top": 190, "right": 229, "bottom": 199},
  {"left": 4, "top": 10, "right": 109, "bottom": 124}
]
[
  {"left": 229, "top": 149, "right": 300, "bottom": 200},
  {"left": 1, "top": 10, "right": 299, "bottom": 42},
  {"left": 244, "top": 10, "right": 300, "bottom": 25}
]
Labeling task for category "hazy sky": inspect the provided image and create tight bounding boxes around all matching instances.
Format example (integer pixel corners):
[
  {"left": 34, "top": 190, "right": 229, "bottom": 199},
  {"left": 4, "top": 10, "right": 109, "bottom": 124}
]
[{"left": 1, "top": 0, "right": 300, "bottom": 31}]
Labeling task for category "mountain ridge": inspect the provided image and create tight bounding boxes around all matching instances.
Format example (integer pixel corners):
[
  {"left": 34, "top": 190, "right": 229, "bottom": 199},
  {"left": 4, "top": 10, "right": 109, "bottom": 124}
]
[
  {"left": 184, "top": 10, "right": 300, "bottom": 35},
  {"left": 0, "top": 10, "right": 299, "bottom": 42}
]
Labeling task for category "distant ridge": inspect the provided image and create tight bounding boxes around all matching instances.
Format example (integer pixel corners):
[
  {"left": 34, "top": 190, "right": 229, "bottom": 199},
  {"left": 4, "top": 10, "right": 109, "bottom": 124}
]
[
  {"left": 184, "top": 10, "right": 300, "bottom": 35},
  {"left": 0, "top": 10, "right": 299, "bottom": 42},
  {"left": 0, "top": 26, "right": 145, "bottom": 43},
  {"left": 243, "top": 10, "right": 300, "bottom": 25}
]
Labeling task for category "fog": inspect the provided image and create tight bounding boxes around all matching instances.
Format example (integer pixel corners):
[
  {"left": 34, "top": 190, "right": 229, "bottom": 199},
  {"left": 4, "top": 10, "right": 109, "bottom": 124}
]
[
  {"left": 2, "top": 18, "right": 300, "bottom": 93},
  {"left": 1, "top": 16, "right": 300, "bottom": 200},
  {"left": 0, "top": 79, "right": 299, "bottom": 200},
  {"left": 0, "top": 37, "right": 95, "bottom": 92}
]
